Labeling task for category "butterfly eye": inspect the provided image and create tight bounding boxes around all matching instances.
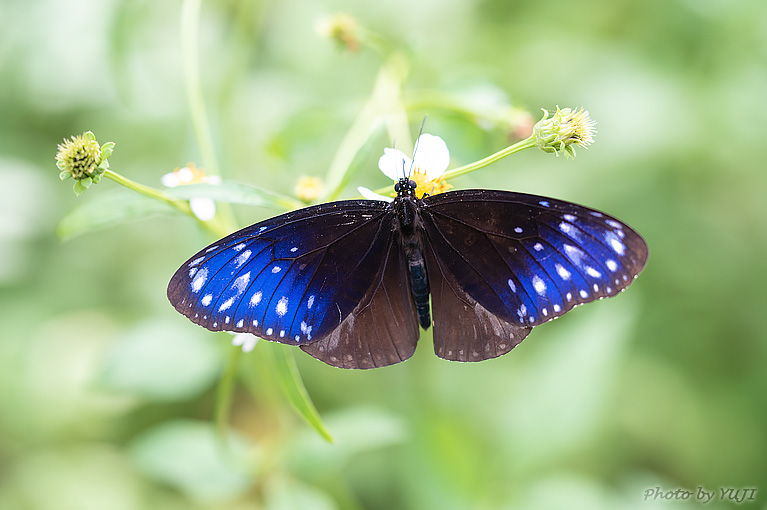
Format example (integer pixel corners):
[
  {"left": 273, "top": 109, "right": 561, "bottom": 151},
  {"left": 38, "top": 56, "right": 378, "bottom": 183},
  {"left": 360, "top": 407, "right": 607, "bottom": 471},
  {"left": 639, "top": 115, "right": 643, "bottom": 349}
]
[
  {"left": 409, "top": 180, "right": 417, "bottom": 190},
  {"left": 394, "top": 182, "right": 401, "bottom": 192}
]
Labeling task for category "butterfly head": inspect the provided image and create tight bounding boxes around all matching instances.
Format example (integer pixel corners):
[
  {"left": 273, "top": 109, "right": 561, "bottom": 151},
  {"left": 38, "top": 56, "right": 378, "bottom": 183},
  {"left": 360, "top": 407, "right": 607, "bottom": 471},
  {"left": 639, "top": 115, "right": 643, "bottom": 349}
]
[{"left": 394, "top": 177, "right": 419, "bottom": 198}]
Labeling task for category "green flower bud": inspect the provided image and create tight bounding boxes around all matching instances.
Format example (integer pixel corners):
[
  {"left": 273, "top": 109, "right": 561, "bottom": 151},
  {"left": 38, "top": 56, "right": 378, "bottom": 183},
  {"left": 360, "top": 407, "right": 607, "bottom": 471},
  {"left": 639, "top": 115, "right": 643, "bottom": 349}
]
[
  {"left": 533, "top": 107, "right": 596, "bottom": 158},
  {"left": 55, "top": 131, "right": 115, "bottom": 196}
]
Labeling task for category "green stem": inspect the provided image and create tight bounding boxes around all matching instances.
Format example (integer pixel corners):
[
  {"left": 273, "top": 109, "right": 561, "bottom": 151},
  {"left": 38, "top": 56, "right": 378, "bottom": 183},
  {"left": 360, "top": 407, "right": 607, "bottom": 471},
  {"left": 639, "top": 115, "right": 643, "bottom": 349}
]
[
  {"left": 215, "top": 345, "right": 242, "bottom": 439},
  {"left": 442, "top": 135, "right": 537, "bottom": 181},
  {"left": 323, "top": 52, "right": 410, "bottom": 201},
  {"left": 104, "top": 170, "right": 192, "bottom": 214},
  {"left": 181, "top": 0, "right": 219, "bottom": 177},
  {"left": 104, "top": 169, "right": 224, "bottom": 235},
  {"left": 181, "top": 0, "right": 237, "bottom": 231}
]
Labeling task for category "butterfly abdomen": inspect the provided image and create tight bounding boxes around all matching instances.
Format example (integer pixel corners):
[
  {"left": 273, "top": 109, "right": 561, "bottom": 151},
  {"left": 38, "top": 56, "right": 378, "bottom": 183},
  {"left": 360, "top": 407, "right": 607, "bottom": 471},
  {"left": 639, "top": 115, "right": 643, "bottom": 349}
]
[
  {"left": 404, "top": 235, "right": 431, "bottom": 329},
  {"left": 395, "top": 193, "right": 431, "bottom": 329}
]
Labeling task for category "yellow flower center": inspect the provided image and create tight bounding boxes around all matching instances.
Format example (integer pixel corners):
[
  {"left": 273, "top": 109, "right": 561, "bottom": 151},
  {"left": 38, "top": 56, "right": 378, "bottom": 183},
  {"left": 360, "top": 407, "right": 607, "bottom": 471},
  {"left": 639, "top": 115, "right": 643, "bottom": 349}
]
[{"left": 408, "top": 166, "right": 452, "bottom": 199}]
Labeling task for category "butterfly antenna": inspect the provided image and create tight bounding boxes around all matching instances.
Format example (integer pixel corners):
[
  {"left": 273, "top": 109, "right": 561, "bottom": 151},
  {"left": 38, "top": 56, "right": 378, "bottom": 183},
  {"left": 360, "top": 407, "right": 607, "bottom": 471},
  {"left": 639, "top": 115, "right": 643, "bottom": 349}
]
[{"left": 406, "top": 116, "right": 428, "bottom": 180}]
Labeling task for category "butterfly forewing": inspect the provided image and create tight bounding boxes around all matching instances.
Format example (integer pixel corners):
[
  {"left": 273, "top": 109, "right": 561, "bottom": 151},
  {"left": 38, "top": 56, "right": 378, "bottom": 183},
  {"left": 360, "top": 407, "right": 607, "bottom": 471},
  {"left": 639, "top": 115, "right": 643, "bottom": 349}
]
[
  {"left": 167, "top": 200, "right": 394, "bottom": 345},
  {"left": 421, "top": 190, "right": 648, "bottom": 328}
]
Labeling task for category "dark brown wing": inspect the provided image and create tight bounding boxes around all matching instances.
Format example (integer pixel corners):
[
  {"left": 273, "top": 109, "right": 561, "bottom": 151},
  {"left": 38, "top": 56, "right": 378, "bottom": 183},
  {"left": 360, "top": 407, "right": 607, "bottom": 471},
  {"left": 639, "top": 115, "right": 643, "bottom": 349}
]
[
  {"left": 301, "top": 233, "right": 419, "bottom": 368},
  {"left": 424, "top": 236, "right": 532, "bottom": 361}
]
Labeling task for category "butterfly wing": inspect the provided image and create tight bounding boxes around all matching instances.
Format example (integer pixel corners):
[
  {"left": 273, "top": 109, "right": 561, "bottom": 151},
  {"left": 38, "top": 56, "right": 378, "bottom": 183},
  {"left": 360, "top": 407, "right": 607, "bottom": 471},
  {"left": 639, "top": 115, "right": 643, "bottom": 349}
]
[
  {"left": 168, "top": 200, "right": 419, "bottom": 365},
  {"left": 301, "top": 232, "right": 419, "bottom": 368},
  {"left": 424, "top": 239, "right": 532, "bottom": 361},
  {"left": 421, "top": 189, "right": 648, "bottom": 359}
]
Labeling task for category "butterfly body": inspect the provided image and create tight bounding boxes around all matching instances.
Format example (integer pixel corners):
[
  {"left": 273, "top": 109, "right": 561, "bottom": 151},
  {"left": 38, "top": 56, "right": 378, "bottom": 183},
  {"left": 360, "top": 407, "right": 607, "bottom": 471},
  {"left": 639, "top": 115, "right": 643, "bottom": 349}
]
[{"left": 168, "top": 179, "right": 648, "bottom": 369}]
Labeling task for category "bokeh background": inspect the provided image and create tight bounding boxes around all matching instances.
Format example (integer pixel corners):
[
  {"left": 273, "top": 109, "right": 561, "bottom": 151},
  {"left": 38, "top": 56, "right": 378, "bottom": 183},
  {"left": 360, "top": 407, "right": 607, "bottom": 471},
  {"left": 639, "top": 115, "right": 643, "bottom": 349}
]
[{"left": 2, "top": 0, "right": 766, "bottom": 508}]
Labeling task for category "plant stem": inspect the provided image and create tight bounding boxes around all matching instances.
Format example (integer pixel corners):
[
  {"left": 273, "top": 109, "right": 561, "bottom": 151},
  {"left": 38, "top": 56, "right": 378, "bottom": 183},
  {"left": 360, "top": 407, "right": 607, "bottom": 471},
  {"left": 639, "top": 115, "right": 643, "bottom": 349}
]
[
  {"left": 104, "top": 170, "right": 192, "bottom": 214},
  {"left": 442, "top": 135, "right": 537, "bottom": 181},
  {"left": 181, "top": 0, "right": 219, "bottom": 177}
]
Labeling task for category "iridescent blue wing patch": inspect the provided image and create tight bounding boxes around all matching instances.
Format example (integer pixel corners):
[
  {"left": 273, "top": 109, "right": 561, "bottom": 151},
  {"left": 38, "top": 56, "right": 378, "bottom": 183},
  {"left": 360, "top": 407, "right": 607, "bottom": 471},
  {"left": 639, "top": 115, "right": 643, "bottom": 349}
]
[
  {"left": 168, "top": 200, "right": 405, "bottom": 348},
  {"left": 421, "top": 189, "right": 648, "bottom": 348}
]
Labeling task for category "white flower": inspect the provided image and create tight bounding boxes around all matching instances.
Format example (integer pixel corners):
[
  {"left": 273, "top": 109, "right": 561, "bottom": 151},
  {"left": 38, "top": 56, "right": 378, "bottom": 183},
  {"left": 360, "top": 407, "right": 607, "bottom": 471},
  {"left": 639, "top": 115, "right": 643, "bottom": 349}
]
[
  {"left": 358, "top": 133, "right": 452, "bottom": 201},
  {"left": 232, "top": 333, "right": 258, "bottom": 353},
  {"left": 161, "top": 163, "right": 221, "bottom": 221}
]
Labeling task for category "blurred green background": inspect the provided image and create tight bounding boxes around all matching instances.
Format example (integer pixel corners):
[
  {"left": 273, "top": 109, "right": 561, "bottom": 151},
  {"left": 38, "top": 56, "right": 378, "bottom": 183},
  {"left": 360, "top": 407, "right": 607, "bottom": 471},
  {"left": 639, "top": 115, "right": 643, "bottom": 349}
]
[{"left": 2, "top": 0, "right": 766, "bottom": 508}]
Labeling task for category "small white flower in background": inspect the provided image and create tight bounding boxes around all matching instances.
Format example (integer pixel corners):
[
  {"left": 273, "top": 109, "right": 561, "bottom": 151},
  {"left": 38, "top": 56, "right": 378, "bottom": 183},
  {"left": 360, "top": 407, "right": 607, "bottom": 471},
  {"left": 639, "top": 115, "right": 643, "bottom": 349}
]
[
  {"left": 232, "top": 333, "right": 258, "bottom": 353},
  {"left": 358, "top": 133, "right": 452, "bottom": 202},
  {"left": 161, "top": 163, "right": 221, "bottom": 221}
]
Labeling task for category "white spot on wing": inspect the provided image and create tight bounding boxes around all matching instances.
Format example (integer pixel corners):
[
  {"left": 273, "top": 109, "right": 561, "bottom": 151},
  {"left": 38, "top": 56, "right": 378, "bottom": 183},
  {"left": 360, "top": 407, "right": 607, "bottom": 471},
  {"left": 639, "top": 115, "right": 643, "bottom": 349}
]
[
  {"left": 586, "top": 266, "right": 602, "bottom": 278},
  {"left": 307, "top": 295, "right": 315, "bottom": 309},
  {"left": 271, "top": 266, "right": 281, "bottom": 273},
  {"left": 250, "top": 291, "right": 262, "bottom": 307},
  {"left": 266, "top": 328, "right": 273, "bottom": 335},
  {"left": 508, "top": 279, "right": 516, "bottom": 293},
  {"left": 232, "top": 272, "right": 250, "bottom": 293},
  {"left": 606, "top": 259, "right": 618, "bottom": 272},
  {"left": 553, "top": 304, "right": 561, "bottom": 312},
  {"left": 290, "top": 247, "right": 298, "bottom": 253},
  {"left": 201, "top": 294, "right": 213, "bottom": 306},
  {"left": 539, "top": 200, "right": 550, "bottom": 207},
  {"left": 514, "top": 227, "right": 523, "bottom": 234},
  {"left": 532, "top": 275, "right": 546, "bottom": 295},
  {"left": 579, "top": 289, "right": 588, "bottom": 298},
  {"left": 560, "top": 222, "right": 579, "bottom": 238},
  {"left": 276, "top": 297, "right": 288, "bottom": 317},
  {"left": 233, "top": 243, "right": 246, "bottom": 252},
  {"left": 606, "top": 219, "right": 622, "bottom": 229},
  {"left": 219, "top": 297, "right": 235, "bottom": 312},
  {"left": 555, "top": 263, "right": 571, "bottom": 280},
  {"left": 235, "top": 250, "right": 251, "bottom": 267},
  {"left": 191, "top": 268, "right": 208, "bottom": 293},
  {"left": 605, "top": 232, "right": 626, "bottom": 255},
  {"left": 189, "top": 256, "right": 205, "bottom": 267},
  {"left": 563, "top": 244, "right": 586, "bottom": 267},
  {"left": 236, "top": 319, "right": 244, "bottom": 328},
  {"left": 533, "top": 243, "right": 544, "bottom": 252}
]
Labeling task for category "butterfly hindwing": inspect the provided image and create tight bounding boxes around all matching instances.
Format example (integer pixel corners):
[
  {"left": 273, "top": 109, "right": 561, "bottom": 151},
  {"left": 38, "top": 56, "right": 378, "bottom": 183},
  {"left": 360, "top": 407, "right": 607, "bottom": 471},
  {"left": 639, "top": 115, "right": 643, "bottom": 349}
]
[
  {"left": 167, "top": 200, "right": 395, "bottom": 346},
  {"left": 424, "top": 237, "right": 532, "bottom": 362},
  {"left": 301, "top": 232, "right": 420, "bottom": 368},
  {"left": 421, "top": 189, "right": 648, "bottom": 328}
]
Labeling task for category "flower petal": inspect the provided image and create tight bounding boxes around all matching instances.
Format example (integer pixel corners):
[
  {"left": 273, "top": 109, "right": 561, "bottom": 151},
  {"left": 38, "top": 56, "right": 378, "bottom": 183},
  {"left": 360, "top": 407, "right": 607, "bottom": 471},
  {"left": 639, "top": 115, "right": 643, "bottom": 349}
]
[
  {"left": 413, "top": 134, "right": 449, "bottom": 179},
  {"left": 161, "top": 172, "right": 180, "bottom": 187},
  {"left": 378, "top": 148, "right": 412, "bottom": 181},
  {"left": 232, "top": 333, "right": 258, "bottom": 353},
  {"left": 189, "top": 197, "right": 217, "bottom": 221},
  {"left": 357, "top": 186, "right": 393, "bottom": 203}
]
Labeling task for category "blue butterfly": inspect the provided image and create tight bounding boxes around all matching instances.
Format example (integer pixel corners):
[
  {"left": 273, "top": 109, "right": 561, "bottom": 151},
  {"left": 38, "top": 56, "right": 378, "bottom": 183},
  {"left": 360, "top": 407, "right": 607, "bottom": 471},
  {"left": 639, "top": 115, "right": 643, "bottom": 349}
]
[{"left": 168, "top": 178, "right": 648, "bottom": 368}]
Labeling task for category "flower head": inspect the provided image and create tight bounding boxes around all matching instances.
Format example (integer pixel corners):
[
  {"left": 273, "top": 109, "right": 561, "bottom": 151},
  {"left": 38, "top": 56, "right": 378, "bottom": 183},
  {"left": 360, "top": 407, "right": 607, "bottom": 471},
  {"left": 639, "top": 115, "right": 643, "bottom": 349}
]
[
  {"left": 294, "top": 176, "right": 324, "bottom": 203},
  {"left": 161, "top": 163, "right": 221, "bottom": 221},
  {"left": 533, "top": 107, "right": 596, "bottom": 158},
  {"left": 56, "top": 131, "right": 114, "bottom": 196},
  {"left": 359, "top": 133, "right": 452, "bottom": 202}
]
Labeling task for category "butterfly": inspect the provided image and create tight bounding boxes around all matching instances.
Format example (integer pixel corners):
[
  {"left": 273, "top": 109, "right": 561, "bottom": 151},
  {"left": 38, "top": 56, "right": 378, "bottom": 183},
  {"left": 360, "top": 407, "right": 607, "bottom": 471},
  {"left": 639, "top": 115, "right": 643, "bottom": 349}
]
[{"left": 168, "top": 176, "right": 648, "bottom": 369}]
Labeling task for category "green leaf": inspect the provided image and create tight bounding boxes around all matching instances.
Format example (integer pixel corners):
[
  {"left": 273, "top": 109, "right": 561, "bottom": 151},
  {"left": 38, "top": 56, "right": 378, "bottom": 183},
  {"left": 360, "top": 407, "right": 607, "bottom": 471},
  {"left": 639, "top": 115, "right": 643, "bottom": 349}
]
[
  {"left": 73, "top": 180, "right": 87, "bottom": 196},
  {"left": 56, "top": 190, "right": 178, "bottom": 240},
  {"left": 128, "top": 420, "right": 255, "bottom": 503},
  {"left": 265, "top": 342, "right": 334, "bottom": 443},
  {"left": 100, "top": 141, "right": 115, "bottom": 159},
  {"left": 165, "top": 180, "right": 302, "bottom": 210}
]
